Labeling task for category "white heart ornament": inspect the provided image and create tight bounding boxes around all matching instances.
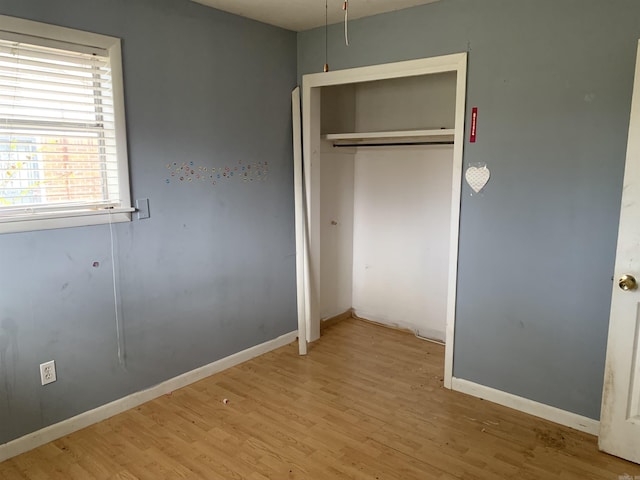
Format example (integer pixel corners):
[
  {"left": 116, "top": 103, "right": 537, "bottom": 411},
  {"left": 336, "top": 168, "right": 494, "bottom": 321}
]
[{"left": 465, "top": 166, "right": 490, "bottom": 193}]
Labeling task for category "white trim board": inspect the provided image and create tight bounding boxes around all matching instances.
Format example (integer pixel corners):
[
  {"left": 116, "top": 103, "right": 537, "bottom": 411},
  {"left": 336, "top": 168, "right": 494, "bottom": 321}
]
[
  {"left": 0, "top": 330, "right": 299, "bottom": 463},
  {"left": 451, "top": 377, "right": 600, "bottom": 436},
  {"left": 302, "top": 54, "right": 466, "bottom": 88},
  {"left": 292, "top": 87, "right": 307, "bottom": 356}
]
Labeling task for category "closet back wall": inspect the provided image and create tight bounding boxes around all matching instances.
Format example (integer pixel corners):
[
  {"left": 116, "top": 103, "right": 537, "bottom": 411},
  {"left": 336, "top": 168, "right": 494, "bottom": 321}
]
[
  {"left": 352, "top": 145, "right": 453, "bottom": 341},
  {"left": 0, "top": 0, "right": 297, "bottom": 445}
]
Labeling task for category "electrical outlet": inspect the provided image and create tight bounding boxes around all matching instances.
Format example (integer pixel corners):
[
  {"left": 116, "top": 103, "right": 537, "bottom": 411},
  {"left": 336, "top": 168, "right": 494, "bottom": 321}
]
[{"left": 40, "top": 360, "right": 57, "bottom": 386}]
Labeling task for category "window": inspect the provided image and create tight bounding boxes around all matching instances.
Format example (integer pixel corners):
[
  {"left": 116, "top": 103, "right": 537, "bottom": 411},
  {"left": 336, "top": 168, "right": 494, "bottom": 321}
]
[{"left": 0, "top": 15, "right": 132, "bottom": 233}]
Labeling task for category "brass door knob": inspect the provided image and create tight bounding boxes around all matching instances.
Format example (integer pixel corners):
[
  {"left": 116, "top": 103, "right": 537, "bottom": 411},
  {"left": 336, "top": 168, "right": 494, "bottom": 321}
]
[{"left": 619, "top": 274, "right": 638, "bottom": 291}]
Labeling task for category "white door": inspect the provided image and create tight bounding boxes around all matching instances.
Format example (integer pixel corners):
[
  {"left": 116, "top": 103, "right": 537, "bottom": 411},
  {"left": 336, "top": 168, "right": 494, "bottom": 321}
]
[{"left": 599, "top": 41, "right": 640, "bottom": 463}]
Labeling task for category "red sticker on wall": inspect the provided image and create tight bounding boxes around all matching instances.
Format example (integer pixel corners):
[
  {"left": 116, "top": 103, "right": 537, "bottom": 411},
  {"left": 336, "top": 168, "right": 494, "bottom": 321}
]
[{"left": 470, "top": 107, "right": 478, "bottom": 143}]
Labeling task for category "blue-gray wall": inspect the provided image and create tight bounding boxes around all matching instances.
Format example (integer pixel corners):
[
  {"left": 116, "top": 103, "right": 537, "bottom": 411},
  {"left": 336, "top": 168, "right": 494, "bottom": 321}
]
[
  {"left": 0, "top": 0, "right": 297, "bottom": 444},
  {"left": 299, "top": 0, "right": 640, "bottom": 420}
]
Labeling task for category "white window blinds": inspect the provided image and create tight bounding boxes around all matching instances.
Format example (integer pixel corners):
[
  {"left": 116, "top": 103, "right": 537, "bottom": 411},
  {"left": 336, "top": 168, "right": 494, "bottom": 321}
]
[{"left": 0, "top": 37, "right": 121, "bottom": 216}]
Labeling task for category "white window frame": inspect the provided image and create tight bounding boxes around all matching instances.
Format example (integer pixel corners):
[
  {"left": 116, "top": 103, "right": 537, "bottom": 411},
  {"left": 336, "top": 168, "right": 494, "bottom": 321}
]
[{"left": 0, "top": 15, "right": 132, "bottom": 234}]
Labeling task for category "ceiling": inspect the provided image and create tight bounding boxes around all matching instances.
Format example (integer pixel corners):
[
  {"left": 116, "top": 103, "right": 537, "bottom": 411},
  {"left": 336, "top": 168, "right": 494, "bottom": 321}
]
[{"left": 191, "top": 0, "right": 441, "bottom": 32}]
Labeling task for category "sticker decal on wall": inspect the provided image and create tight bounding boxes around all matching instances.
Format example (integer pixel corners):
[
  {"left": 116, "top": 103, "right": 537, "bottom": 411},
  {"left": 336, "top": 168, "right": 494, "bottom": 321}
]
[
  {"left": 165, "top": 158, "right": 269, "bottom": 186},
  {"left": 465, "top": 162, "right": 490, "bottom": 194}
]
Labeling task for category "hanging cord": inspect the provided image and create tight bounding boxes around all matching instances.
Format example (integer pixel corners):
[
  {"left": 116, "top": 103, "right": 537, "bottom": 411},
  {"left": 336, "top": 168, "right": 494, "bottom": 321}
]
[
  {"left": 324, "top": 0, "right": 329, "bottom": 72},
  {"left": 108, "top": 209, "right": 125, "bottom": 366},
  {"left": 343, "top": 1, "right": 349, "bottom": 46}
]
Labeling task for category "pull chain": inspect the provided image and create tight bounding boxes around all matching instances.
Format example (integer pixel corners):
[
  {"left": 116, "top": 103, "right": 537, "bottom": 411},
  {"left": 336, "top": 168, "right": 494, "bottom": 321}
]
[{"left": 324, "top": 0, "right": 329, "bottom": 72}]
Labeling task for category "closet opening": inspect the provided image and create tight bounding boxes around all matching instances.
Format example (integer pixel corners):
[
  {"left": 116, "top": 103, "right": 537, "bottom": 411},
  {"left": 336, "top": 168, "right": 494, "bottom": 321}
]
[{"left": 296, "top": 54, "right": 467, "bottom": 387}]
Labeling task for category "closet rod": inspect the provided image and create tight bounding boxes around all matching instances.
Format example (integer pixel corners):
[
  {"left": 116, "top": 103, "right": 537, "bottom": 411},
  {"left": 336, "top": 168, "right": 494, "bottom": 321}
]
[{"left": 333, "top": 141, "right": 454, "bottom": 148}]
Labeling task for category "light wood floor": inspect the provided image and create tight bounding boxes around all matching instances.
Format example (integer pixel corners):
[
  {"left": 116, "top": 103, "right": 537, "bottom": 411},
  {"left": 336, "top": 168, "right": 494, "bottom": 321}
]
[{"left": 2, "top": 318, "right": 639, "bottom": 479}]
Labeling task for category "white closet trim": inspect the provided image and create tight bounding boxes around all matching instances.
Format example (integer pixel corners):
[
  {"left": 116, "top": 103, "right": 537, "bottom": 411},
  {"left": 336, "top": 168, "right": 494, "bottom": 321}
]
[{"left": 300, "top": 53, "right": 468, "bottom": 391}]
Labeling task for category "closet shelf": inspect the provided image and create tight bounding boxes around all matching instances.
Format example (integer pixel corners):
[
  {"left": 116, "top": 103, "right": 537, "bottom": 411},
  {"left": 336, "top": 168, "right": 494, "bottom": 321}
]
[{"left": 323, "top": 129, "right": 454, "bottom": 143}]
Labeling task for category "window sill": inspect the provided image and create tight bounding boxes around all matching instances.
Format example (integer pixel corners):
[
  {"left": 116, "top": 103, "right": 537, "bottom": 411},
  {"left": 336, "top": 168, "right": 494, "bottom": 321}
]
[{"left": 0, "top": 207, "right": 134, "bottom": 234}]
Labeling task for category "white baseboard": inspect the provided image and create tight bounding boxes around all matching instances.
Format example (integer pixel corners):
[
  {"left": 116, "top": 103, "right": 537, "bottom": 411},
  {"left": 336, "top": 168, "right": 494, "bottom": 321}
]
[
  {"left": 451, "top": 377, "right": 600, "bottom": 436},
  {"left": 0, "top": 330, "right": 299, "bottom": 463}
]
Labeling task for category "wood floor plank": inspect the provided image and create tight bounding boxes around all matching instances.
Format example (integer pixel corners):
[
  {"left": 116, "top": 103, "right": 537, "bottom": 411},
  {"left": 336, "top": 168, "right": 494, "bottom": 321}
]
[{"left": 2, "top": 318, "right": 640, "bottom": 479}]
